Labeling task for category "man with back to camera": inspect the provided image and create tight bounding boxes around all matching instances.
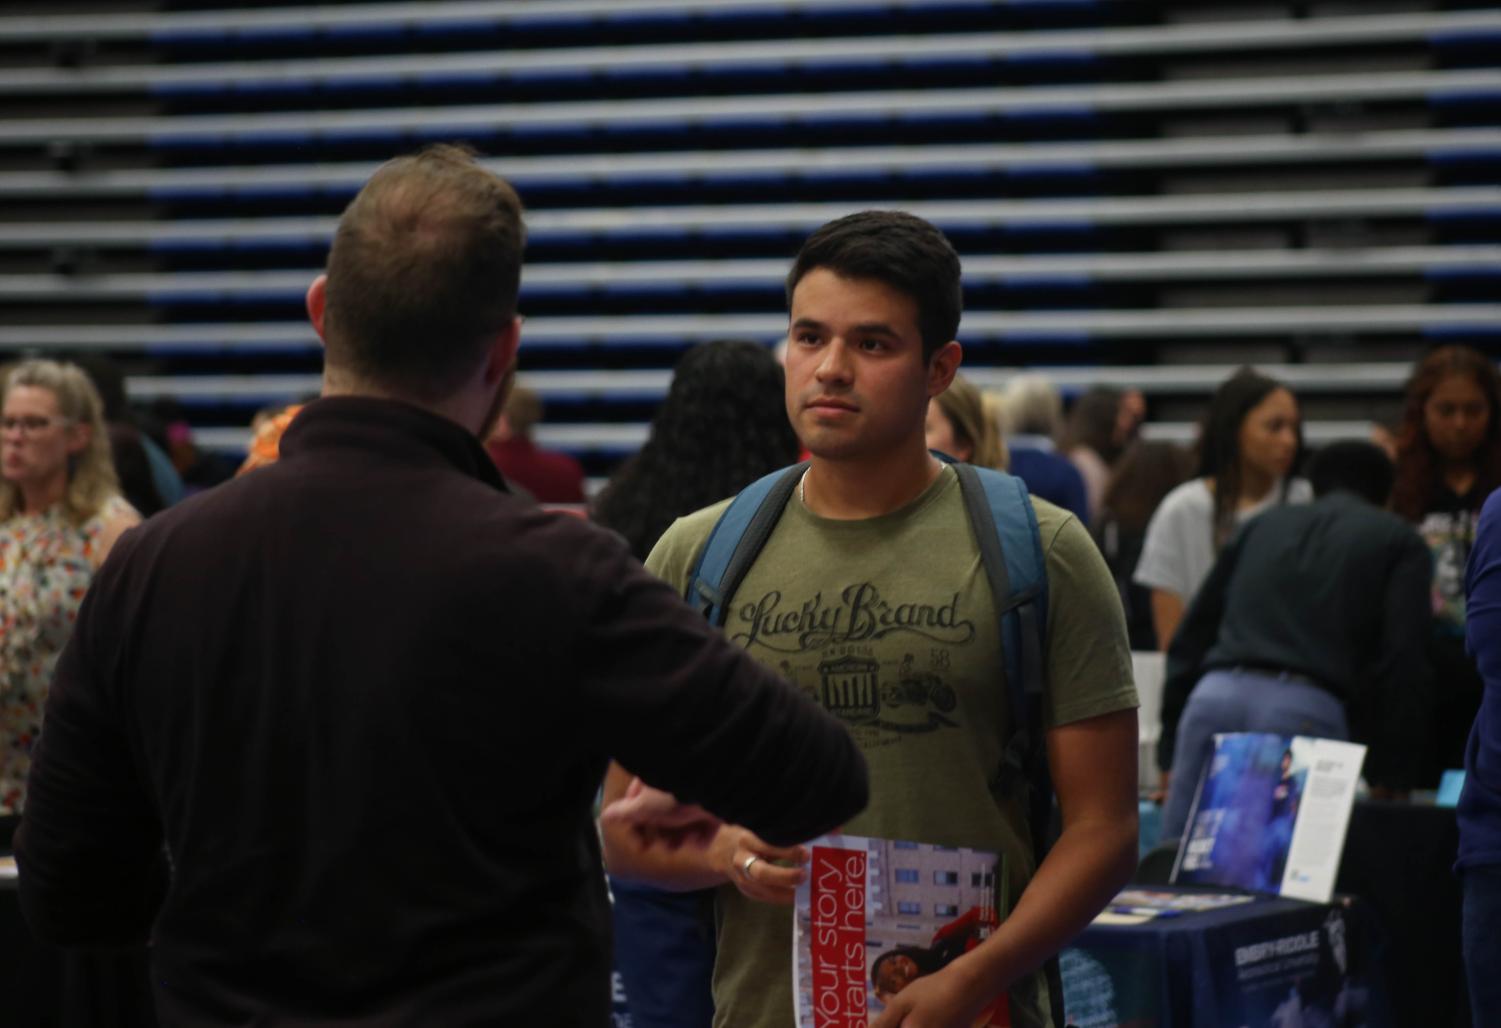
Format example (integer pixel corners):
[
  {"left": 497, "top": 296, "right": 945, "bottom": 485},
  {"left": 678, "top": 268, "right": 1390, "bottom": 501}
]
[
  {"left": 1157, "top": 440, "right": 1434, "bottom": 841},
  {"left": 600, "top": 211, "right": 1140, "bottom": 1028},
  {"left": 13, "top": 145, "right": 869, "bottom": 1026}
]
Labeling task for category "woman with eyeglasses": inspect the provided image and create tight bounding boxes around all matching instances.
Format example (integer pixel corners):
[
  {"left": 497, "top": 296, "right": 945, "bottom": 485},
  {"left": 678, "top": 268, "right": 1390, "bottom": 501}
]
[{"left": 0, "top": 359, "right": 138, "bottom": 820}]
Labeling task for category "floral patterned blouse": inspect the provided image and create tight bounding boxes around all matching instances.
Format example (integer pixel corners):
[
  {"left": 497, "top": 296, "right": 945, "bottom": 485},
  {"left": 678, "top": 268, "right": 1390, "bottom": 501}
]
[{"left": 0, "top": 494, "right": 135, "bottom": 814}]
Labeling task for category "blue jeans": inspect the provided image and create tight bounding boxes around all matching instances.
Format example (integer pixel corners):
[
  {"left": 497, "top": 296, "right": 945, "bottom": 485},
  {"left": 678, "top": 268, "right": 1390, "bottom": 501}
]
[
  {"left": 1464, "top": 866, "right": 1501, "bottom": 1025},
  {"left": 1161, "top": 667, "right": 1348, "bottom": 841},
  {"left": 610, "top": 878, "right": 716, "bottom": 1028}
]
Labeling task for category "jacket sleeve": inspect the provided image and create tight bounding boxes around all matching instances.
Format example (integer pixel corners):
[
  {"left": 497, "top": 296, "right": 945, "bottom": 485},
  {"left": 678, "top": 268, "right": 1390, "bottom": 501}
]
[
  {"left": 571, "top": 522, "right": 868, "bottom": 847},
  {"left": 14, "top": 548, "right": 168, "bottom": 948},
  {"left": 1157, "top": 527, "right": 1242, "bottom": 771},
  {"left": 1357, "top": 530, "right": 1434, "bottom": 789}
]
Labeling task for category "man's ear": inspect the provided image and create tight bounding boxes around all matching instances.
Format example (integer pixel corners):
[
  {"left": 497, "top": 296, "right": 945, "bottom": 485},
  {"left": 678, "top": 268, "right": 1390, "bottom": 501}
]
[
  {"left": 483, "top": 315, "right": 523, "bottom": 386},
  {"left": 305, "top": 275, "right": 328, "bottom": 343},
  {"left": 927, "top": 340, "right": 963, "bottom": 398}
]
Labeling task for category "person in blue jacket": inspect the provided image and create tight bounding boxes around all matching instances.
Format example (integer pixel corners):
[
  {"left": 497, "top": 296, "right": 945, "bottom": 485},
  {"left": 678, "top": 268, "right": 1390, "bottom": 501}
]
[{"left": 1460, "top": 485, "right": 1501, "bottom": 1023}]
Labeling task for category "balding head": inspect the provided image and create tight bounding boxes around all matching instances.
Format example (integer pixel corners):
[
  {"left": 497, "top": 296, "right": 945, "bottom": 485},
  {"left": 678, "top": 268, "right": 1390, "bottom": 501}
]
[{"left": 321, "top": 145, "right": 526, "bottom": 401}]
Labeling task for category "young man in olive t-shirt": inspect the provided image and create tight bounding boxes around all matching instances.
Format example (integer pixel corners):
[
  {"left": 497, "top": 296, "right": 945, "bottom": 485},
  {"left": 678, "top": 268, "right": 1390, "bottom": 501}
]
[{"left": 601, "top": 211, "right": 1139, "bottom": 1028}]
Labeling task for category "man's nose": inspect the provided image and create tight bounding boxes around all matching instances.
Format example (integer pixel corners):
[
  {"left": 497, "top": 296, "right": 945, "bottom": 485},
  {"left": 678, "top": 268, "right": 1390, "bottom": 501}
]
[{"left": 815, "top": 338, "right": 853, "bottom": 382}]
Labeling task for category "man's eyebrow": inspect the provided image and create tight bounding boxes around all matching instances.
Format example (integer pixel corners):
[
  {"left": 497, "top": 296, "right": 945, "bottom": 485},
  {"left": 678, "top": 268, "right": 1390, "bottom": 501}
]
[{"left": 790, "top": 317, "right": 902, "bottom": 339}]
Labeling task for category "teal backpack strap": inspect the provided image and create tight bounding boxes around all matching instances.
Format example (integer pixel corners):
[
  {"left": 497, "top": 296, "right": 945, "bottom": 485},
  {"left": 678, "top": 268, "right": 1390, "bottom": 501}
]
[
  {"left": 686, "top": 462, "right": 807, "bottom": 627},
  {"left": 952, "top": 462, "right": 1065, "bottom": 1026},
  {"left": 952, "top": 463, "right": 1051, "bottom": 835}
]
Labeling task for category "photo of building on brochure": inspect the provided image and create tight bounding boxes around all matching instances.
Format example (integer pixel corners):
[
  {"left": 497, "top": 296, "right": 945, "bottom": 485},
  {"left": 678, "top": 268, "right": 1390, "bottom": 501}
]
[{"left": 794, "top": 834, "right": 1007, "bottom": 1028}]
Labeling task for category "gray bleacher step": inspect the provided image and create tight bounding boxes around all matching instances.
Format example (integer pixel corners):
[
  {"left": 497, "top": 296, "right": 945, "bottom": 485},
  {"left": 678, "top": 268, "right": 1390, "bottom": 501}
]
[
  {"left": 5, "top": 246, "right": 1500, "bottom": 302},
  {"left": 4, "top": 188, "right": 1499, "bottom": 249},
  {"left": 3, "top": 10, "right": 1498, "bottom": 95},
  {"left": 189, "top": 417, "right": 1380, "bottom": 458},
  {"left": 6, "top": 129, "right": 1498, "bottom": 200},
  {"left": 6, "top": 305, "right": 1499, "bottom": 353},
  {"left": 1, "top": 69, "right": 1497, "bottom": 148},
  {"left": 119, "top": 363, "right": 1419, "bottom": 406}
]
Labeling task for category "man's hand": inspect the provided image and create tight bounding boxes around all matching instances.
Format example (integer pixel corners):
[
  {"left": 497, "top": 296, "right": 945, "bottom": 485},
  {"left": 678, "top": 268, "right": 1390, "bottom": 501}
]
[
  {"left": 598, "top": 777, "right": 722, "bottom": 852},
  {"left": 708, "top": 825, "right": 809, "bottom": 906},
  {"left": 869, "top": 963, "right": 995, "bottom": 1028}
]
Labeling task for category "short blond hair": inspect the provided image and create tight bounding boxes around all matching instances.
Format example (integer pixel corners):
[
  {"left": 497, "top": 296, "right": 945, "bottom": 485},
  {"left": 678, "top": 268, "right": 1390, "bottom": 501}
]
[{"left": 0, "top": 359, "right": 120, "bottom": 526}]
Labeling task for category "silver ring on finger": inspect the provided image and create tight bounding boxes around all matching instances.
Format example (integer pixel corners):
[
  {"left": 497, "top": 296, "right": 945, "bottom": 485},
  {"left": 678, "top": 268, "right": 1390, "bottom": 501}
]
[{"left": 741, "top": 854, "right": 760, "bottom": 878}]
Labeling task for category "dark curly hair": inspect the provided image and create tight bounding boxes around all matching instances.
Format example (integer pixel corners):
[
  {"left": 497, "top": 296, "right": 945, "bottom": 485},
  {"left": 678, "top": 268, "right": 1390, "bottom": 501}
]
[
  {"left": 1391, "top": 345, "right": 1501, "bottom": 522},
  {"left": 1196, "top": 368, "right": 1303, "bottom": 547},
  {"left": 592, "top": 341, "right": 802, "bottom": 560}
]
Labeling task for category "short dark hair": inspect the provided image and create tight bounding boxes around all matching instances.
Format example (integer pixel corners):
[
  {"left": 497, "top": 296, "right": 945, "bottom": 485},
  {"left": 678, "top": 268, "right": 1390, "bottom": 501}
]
[
  {"left": 1308, "top": 440, "right": 1395, "bottom": 505},
  {"left": 322, "top": 144, "right": 526, "bottom": 400},
  {"left": 786, "top": 210, "right": 962, "bottom": 362}
]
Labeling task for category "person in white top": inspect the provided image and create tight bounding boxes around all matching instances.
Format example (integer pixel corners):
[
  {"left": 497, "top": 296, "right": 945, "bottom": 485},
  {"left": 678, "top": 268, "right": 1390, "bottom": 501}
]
[{"left": 1134, "top": 368, "right": 1311, "bottom": 651}]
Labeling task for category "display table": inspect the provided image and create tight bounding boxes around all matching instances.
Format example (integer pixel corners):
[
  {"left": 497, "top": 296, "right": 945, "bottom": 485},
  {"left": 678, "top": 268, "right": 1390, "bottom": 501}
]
[{"left": 1061, "top": 887, "right": 1392, "bottom": 1028}]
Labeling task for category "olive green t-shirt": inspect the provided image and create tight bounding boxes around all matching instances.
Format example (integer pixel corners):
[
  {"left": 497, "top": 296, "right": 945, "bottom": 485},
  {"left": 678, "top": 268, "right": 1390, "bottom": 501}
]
[{"left": 646, "top": 466, "right": 1137, "bottom": 1028}]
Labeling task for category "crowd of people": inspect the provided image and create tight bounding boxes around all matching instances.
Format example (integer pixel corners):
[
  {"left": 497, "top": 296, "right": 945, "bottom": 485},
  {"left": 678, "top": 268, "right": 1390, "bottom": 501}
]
[{"left": 1, "top": 144, "right": 1499, "bottom": 1026}]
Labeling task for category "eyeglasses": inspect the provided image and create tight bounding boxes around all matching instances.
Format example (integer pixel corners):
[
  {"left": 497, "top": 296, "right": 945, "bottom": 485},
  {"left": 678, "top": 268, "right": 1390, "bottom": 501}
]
[{"left": 0, "top": 415, "right": 71, "bottom": 436}]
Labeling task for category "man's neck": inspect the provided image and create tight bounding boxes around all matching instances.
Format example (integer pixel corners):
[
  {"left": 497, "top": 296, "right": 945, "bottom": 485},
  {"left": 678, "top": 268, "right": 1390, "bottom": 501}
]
[
  {"left": 321, "top": 374, "right": 479, "bottom": 437},
  {"left": 801, "top": 448, "right": 944, "bottom": 520}
]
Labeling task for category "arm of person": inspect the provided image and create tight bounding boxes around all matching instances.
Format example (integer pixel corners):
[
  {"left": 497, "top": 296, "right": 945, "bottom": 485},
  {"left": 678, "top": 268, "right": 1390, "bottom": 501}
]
[
  {"left": 1133, "top": 495, "right": 1192, "bottom": 651},
  {"left": 1149, "top": 589, "right": 1185, "bottom": 654},
  {"left": 1157, "top": 530, "right": 1242, "bottom": 775},
  {"left": 871, "top": 708, "right": 1140, "bottom": 1028},
  {"left": 600, "top": 762, "right": 810, "bottom": 903},
  {"left": 573, "top": 516, "right": 867, "bottom": 856},
  {"left": 1361, "top": 532, "right": 1434, "bottom": 792},
  {"left": 599, "top": 775, "right": 723, "bottom": 853},
  {"left": 1468, "top": 491, "right": 1501, "bottom": 689},
  {"left": 15, "top": 547, "right": 167, "bottom": 947}
]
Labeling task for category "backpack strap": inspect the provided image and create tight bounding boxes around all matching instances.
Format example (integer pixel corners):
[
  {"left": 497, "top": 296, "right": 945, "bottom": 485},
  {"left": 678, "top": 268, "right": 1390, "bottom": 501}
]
[
  {"left": 686, "top": 462, "right": 807, "bottom": 627},
  {"left": 952, "top": 463, "right": 1065, "bottom": 1027},
  {"left": 952, "top": 464, "right": 1051, "bottom": 826}
]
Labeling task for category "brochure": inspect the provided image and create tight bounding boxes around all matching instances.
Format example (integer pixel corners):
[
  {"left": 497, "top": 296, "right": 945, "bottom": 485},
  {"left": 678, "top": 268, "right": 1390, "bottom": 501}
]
[
  {"left": 793, "top": 834, "right": 1009, "bottom": 1027},
  {"left": 1171, "top": 733, "right": 1366, "bottom": 902},
  {"left": 1093, "top": 887, "right": 1256, "bottom": 925}
]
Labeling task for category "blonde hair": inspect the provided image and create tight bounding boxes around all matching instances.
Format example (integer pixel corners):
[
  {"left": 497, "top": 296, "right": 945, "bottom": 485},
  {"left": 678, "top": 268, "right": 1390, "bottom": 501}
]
[
  {"left": 0, "top": 359, "right": 120, "bottom": 525},
  {"left": 999, "top": 373, "right": 1063, "bottom": 440},
  {"left": 935, "top": 374, "right": 1007, "bottom": 470}
]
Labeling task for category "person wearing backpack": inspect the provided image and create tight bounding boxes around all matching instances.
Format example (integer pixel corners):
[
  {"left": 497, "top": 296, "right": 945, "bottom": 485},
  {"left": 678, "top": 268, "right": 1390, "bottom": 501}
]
[{"left": 599, "top": 211, "right": 1139, "bottom": 1028}]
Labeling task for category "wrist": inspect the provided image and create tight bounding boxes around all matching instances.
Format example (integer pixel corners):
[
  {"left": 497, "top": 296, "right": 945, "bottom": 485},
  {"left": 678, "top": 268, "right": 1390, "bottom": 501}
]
[{"left": 946, "top": 939, "right": 1016, "bottom": 1010}]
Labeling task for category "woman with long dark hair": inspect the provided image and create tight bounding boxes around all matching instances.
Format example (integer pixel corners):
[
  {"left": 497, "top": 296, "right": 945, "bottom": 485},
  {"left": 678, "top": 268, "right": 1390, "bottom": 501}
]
[
  {"left": 1392, "top": 345, "right": 1501, "bottom": 780},
  {"left": 593, "top": 339, "right": 801, "bottom": 1028},
  {"left": 1134, "top": 369, "right": 1308, "bottom": 650},
  {"left": 593, "top": 340, "right": 802, "bottom": 561}
]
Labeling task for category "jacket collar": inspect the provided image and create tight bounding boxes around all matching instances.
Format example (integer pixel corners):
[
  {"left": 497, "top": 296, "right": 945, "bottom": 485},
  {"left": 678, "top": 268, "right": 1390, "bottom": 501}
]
[{"left": 278, "top": 395, "right": 510, "bottom": 492}]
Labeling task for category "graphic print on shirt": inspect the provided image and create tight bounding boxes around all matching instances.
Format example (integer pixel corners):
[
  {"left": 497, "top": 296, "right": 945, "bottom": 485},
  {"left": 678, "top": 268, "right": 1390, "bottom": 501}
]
[
  {"left": 735, "top": 582, "right": 974, "bottom": 746},
  {"left": 1419, "top": 510, "right": 1475, "bottom": 631}
]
